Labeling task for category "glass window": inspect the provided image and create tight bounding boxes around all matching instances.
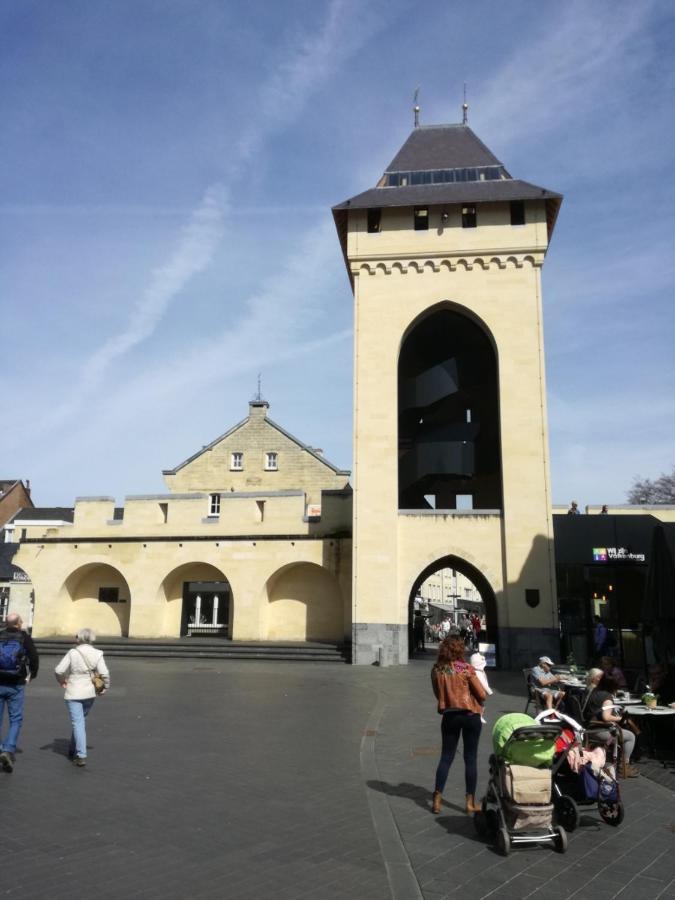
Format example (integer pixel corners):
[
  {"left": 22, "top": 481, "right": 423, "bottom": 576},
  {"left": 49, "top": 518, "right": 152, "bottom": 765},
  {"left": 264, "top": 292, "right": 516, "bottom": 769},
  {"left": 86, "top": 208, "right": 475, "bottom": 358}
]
[
  {"left": 413, "top": 207, "right": 429, "bottom": 231},
  {"left": 209, "top": 493, "right": 221, "bottom": 516},
  {"left": 461, "top": 206, "right": 477, "bottom": 228},
  {"left": 230, "top": 452, "right": 243, "bottom": 471},
  {"left": 265, "top": 452, "right": 278, "bottom": 471},
  {"left": 367, "top": 208, "right": 381, "bottom": 233}
]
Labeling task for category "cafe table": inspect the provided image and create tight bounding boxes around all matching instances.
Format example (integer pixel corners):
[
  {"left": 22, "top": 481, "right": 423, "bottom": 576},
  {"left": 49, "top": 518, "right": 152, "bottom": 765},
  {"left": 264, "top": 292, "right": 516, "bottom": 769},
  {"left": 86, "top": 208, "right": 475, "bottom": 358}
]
[{"left": 621, "top": 702, "right": 675, "bottom": 764}]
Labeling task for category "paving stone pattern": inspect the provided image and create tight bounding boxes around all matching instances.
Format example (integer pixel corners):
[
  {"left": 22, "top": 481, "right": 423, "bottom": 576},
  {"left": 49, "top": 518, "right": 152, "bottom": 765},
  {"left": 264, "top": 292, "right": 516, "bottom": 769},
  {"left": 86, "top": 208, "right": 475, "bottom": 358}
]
[{"left": 1, "top": 657, "right": 674, "bottom": 899}]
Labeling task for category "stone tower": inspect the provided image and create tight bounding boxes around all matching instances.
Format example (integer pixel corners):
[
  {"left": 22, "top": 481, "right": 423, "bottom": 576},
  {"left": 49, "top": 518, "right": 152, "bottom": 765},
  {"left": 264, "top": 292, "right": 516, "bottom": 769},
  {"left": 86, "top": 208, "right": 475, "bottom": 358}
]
[{"left": 333, "top": 123, "right": 563, "bottom": 667}]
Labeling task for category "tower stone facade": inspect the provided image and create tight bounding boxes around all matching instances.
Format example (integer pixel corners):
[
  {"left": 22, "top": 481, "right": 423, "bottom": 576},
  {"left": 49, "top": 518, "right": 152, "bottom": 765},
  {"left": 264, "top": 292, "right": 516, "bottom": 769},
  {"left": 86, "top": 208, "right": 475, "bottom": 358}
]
[{"left": 333, "top": 123, "right": 563, "bottom": 667}]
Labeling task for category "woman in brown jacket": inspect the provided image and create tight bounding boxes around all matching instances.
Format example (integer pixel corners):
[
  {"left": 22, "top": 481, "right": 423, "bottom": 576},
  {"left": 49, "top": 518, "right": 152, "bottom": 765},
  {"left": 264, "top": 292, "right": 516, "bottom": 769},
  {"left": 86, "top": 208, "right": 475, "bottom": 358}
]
[{"left": 431, "top": 637, "right": 488, "bottom": 815}]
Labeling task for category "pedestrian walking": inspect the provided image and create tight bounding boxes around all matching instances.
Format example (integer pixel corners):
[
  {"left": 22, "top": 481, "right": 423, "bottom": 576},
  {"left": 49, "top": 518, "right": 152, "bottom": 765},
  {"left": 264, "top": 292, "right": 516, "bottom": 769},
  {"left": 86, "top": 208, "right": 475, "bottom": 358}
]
[
  {"left": 0, "top": 613, "right": 39, "bottom": 773},
  {"left": 430, "top": 637, "right": 487, "bottom": 816},
  {"left": 54, "top": 628, "right": 110, "bottom": 767}
]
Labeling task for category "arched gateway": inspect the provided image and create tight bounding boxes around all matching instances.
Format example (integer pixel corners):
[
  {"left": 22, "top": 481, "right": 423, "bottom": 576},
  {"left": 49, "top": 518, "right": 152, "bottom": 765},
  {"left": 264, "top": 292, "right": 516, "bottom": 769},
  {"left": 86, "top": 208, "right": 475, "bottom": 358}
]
[{"left": 333, "top": 118, "right": 563, "bottom": 667}]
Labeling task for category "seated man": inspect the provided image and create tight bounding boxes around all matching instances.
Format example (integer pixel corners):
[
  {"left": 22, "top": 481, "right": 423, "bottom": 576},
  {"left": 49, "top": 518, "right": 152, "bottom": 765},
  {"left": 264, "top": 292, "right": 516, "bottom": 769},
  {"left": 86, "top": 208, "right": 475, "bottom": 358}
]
[{"left": 530, "top": 656, "right": 565, "bottom": 710}]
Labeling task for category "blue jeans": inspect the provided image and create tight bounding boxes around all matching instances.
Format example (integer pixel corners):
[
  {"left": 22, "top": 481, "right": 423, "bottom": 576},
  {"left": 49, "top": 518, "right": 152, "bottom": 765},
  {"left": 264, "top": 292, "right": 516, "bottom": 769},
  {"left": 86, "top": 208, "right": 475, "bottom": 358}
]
[
  {"left": 434, "top": 710, "right": 482, "bottom": 795},
  {"left": 0, "top": 684, "right": 25, "bottom": 754},
  {"left": 66, "top": 699, "right": 95, "bottom": 759}
]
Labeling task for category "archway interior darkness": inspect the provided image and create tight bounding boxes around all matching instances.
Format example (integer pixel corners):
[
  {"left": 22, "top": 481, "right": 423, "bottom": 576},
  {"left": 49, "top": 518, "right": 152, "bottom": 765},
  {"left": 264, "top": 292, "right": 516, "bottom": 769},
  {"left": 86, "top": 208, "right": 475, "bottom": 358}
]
[
  {"left": 398, "top": 308, "right": 501, "bottom": 510},
  {"left": 180, "top": 580, "right": 231, "bottom": 637},
  {"left": 408, "top": 555, "right": 498, "bottom": 663}
]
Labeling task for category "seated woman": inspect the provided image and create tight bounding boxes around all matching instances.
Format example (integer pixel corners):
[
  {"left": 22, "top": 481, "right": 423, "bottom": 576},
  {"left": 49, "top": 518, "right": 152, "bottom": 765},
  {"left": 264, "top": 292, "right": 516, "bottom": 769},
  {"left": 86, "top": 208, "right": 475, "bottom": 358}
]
[
  {"left": 585, "top": 674, "right": 639, "bottom": 778},
  {"left": 600, "top": 656, "right": 627, "bottom": 689},
  {"left": 579, "top": 668, "right": 603, "bottom": 720}
]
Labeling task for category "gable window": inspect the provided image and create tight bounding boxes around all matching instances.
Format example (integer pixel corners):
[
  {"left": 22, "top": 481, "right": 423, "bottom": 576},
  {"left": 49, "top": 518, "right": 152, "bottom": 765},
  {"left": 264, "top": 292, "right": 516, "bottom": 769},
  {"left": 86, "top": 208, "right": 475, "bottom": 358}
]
[
  {"left": 413, "top": 207, "right": 429, "bottom": 231},
  {"left": 230, "top": 452, "right": 243, "bottom": 471},
  {"left": 209, "top": 493, "right": 221, "bottom": 516},
  {"left": 265, "top": 452, "right": 278, "bottom": 471},
  {"left": 367, "top": 208, "right": 381, "bottom": 233},
  {"left": 99, "top": 587, "right": 123, "bottom": 603},
  {"left": 510, "top": 200, "right": 525, "bottom": 226},
  {"left": 461, "top": 206, "right": 477, "bottom": 228}
]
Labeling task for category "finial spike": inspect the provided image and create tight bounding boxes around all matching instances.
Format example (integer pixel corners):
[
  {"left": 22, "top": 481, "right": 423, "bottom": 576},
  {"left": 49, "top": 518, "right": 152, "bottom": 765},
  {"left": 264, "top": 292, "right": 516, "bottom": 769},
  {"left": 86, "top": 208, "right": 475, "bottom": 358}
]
[
  {"left": 256, "top": 373, "right": 262, "bottom": 402},
  {"left": 413, "top": 87, "right": 420, "bottom": 128},
  {"left": 462, "top": 82, "right": 469, "bottom": 125}
]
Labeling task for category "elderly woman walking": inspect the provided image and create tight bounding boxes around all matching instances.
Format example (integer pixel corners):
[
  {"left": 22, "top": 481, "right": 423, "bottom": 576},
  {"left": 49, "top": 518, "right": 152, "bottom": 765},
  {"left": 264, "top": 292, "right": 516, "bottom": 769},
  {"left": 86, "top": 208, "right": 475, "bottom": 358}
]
[
  {"left": 54, "top": 629, "right": 110, "bottom": 767},
  {"left": 431, "top": 636, "right": 488, "bottom": 815}
]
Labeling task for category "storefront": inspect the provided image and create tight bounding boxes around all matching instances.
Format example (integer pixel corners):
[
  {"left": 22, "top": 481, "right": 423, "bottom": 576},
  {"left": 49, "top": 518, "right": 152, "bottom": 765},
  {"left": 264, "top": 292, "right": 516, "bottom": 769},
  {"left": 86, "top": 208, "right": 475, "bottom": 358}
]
[{"left": 553, "top": 513, "right": 675, "bottom": 681}]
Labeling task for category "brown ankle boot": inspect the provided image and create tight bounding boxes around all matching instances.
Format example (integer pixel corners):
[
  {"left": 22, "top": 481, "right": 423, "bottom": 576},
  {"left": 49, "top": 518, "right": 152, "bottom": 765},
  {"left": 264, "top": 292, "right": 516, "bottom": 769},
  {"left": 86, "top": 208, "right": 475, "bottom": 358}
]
[
  {"left": 620, "top": 762, "right": 640, "bottom": 778},
  {"left": 465, "top": 794, "right": 481, "bottom": 815},
  {"left": 432, "top": 790, "right": 442, "bottom": 814}
]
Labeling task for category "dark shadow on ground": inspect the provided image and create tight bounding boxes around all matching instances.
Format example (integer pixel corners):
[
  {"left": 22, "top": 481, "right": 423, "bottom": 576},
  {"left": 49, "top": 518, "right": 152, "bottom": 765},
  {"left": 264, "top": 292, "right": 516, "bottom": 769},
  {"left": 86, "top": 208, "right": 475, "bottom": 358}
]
[{"left": 39, "top": 738, "right": 91, "bottom": 757}]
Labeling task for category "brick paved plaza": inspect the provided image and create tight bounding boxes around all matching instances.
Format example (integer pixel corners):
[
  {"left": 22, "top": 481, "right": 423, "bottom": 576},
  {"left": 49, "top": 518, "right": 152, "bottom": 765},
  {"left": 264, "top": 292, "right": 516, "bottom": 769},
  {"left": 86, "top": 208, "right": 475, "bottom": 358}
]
[{"left": 2, "top": 658, "right": 674, "bottom": 899}]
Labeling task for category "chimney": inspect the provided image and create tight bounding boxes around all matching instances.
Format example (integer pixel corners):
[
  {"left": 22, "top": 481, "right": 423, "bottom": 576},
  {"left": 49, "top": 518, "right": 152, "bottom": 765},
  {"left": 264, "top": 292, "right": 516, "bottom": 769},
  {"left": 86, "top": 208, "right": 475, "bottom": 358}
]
[
  {"left": 248, "top": 399, "right": 269, "bottom": 420},
  {"left": 25, "top": 479, "right": 31, "bottom": 496}
]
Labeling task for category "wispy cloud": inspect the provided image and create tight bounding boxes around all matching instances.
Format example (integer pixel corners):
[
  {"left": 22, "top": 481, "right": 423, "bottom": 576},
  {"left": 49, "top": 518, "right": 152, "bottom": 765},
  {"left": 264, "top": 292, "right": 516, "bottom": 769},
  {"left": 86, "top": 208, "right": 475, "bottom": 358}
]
[
  {"left": 37, "top": 0, "right": 387, "bottom": 435},
  {"left": 38, "top": 182, "right": 229, "bottom": 429},
  {"left": 475, "top": 2, "right": 655, "bottom": 149}
]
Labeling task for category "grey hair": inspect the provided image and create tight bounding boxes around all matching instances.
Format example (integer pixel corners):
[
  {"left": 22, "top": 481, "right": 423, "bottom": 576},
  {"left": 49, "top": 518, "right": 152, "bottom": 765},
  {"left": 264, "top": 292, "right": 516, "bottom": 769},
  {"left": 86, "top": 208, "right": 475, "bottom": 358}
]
[
  {"left": 76, "top": 628, "right": 96, "bottom": 644},
  {"left": 586, "top": 667, "right": 603, "bottom": 687}
]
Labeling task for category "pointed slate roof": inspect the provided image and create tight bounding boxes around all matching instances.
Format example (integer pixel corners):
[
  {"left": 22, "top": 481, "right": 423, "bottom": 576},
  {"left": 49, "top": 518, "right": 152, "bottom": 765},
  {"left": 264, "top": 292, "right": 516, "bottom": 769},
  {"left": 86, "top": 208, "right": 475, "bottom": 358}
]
[{"left": 332, "top": 123, "right": 562, "bottom": 273}]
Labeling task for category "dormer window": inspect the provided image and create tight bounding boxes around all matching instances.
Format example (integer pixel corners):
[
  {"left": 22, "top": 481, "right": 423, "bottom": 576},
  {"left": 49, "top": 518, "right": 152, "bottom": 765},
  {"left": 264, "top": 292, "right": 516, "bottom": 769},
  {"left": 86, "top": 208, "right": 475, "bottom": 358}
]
[
  {"left": 230, "top": 452, "right": 243, "bottom": 471},
  {"left": 265, "top": 452, "right": 278, "bottom": 471},
  {"left": 209, "top": 493, "right": 221, "bottom": 516}
]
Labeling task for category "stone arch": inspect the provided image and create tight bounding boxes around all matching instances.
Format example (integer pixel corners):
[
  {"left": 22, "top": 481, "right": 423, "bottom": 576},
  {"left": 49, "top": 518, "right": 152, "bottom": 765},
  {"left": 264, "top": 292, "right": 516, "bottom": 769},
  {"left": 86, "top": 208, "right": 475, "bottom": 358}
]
[
  {"left": 59, "top": 562, "right": 132, "bottom": 637},
  {"left": 158, "top": 561, "right": 231, "bottom": 638},
  {"left": 263, "top": 562, "right": 343, "bottom": 642},
  {"left": 398, "top": 303, "right": 502, "bottom": 511},
  {"left": 408, "top": 553, "right": 499, "bottom": 662}
]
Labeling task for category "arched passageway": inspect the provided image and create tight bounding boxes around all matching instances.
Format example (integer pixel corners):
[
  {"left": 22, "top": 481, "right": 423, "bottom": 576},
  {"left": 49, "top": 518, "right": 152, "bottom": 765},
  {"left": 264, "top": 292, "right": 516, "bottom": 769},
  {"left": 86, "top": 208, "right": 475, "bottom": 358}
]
[
  {"left": 159, "top": 562, "right": 231, "bottom": 638},
  {"left": 398, "top": 306, "right": 502, "bottom": 511},
  {"left": 408, "top": 555, "right": 498, "bottom": 664},
  {"left": 60, "top": 563, "right": 131, "bottom": 637},
  {"left": 264, "top": 562, "right": 343, "bottom": 642}
]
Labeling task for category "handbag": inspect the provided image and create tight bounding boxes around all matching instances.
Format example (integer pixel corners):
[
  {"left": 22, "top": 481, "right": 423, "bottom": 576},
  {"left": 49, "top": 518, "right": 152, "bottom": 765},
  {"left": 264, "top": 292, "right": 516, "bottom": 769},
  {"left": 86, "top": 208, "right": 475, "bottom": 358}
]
[{"left": 74, "top": 647, "right": 106, "bottom": 695}]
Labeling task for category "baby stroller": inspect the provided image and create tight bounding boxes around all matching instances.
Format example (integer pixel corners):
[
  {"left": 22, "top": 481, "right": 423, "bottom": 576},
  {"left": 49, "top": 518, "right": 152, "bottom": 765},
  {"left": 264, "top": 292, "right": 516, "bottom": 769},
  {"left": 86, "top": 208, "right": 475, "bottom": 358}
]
[
  {"left": 540, "top": 709, "right": 624, "bottom": 831},
  {"left": 475, "top": 713, "right": 567, "bottom": 856}
]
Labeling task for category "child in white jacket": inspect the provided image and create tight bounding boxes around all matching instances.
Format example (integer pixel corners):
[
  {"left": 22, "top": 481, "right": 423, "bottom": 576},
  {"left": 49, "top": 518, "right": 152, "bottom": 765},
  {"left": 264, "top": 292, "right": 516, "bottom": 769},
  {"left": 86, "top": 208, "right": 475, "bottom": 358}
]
[{"left": 470, "top": 651, "right": 493, "bottom": 723}]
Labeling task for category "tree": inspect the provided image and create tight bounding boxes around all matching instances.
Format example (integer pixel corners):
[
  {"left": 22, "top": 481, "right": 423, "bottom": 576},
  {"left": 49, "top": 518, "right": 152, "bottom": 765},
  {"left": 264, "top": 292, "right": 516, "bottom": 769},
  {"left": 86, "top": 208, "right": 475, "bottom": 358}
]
[{"left": 627, "top": 465, "right": 675, "bottom": 504}]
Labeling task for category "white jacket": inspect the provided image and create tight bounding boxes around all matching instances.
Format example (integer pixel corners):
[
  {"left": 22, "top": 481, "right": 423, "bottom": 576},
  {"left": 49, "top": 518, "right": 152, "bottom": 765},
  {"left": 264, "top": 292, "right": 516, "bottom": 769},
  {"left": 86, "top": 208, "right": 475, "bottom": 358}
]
[{"left": 54, "top": 644, "right": 110, "bottom": 700}]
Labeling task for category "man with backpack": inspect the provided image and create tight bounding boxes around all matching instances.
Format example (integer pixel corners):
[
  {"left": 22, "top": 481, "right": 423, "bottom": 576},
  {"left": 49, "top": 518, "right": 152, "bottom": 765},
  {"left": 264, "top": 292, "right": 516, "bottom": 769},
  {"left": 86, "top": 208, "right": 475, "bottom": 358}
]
[{"left": 0, "top": 613, "right": 39, "bottom": 773}]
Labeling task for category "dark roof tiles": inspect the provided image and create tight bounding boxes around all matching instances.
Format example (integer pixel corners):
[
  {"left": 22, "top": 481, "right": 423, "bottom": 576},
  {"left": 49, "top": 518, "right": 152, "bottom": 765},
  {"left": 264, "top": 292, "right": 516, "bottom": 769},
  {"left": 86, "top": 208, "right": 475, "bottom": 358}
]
[{"left": 385, "top": 124, "right": 503, "bottom": 172}]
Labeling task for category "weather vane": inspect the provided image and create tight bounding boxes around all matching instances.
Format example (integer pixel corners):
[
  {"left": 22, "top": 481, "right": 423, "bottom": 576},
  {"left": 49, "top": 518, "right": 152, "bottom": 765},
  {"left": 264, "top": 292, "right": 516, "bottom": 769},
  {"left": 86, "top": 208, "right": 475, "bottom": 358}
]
[
  {"left": 413, "top": 87, "right": 420, "bottom": 128},
  {"left": 462, "top": 82, "right": 469, "bottom": 125}
]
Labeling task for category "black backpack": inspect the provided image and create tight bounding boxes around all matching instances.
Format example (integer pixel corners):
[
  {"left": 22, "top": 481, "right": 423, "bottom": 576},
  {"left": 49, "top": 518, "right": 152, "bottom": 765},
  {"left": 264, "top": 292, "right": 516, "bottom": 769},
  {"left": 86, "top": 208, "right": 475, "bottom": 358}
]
[{"left": 0, "top": 630, "right": 27, "bottom": 676}]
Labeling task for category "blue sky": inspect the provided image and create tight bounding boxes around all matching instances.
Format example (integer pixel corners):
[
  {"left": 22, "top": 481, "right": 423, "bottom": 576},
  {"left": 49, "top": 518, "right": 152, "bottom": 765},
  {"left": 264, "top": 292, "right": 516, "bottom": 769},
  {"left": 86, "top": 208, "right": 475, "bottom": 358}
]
[{"left": 2, "top": 0, "right": 674, "bottom": 508}]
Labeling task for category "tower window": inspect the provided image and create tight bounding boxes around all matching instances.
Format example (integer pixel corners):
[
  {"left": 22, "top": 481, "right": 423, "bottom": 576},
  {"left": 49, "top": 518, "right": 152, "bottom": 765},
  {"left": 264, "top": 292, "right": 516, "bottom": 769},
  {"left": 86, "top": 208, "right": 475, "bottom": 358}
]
[
  {"left": 209, "top": 493, "right": 221, "bottom": 516},
  {"left": 510, "top": 200, "right": 525, "bottom": 226},
  {"left": 367, "top": 209, "right": 381, "bottom": 233},
  {"left": 461, "top": 206, "right": 477, "bottom": 228},
  {"left": 230, "top": 452, "right": 243, "bottom": 471},
  {"left": 413, "top": 207, "right": 429, "bottom": 231},
  {"left": 265, "top": 452, "right": 278, "bottom": 471}
]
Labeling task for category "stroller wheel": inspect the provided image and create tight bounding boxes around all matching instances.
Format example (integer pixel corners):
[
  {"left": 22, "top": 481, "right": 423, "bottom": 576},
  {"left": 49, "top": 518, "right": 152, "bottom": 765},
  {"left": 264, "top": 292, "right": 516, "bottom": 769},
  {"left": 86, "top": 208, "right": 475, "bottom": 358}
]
[
  {"left": 554, "top": 825, "right": 568, "bottom": 853},
  {"left": 554, "top": 795, "right": 579, "bottom": 832},
  {"left": 496, "top": 827, "right": 511, "bottom": 857}
]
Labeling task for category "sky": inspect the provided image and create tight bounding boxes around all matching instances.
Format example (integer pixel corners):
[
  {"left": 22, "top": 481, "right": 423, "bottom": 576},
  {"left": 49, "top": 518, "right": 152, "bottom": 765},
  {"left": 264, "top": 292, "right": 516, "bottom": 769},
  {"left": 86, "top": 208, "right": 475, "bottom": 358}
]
[{"left": 2, "top": 0, "right": 674, "bottom": 509}]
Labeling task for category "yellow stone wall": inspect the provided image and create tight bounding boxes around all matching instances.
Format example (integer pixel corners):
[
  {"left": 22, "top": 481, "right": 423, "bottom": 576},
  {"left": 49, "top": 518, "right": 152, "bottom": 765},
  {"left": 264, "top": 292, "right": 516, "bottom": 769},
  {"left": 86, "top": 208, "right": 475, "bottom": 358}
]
[
  {"left": 347, "top": 201, "right": 558, "bottom": 665},
  {"left": 17, "top": 486, "right": 352, "bottom": 642}
]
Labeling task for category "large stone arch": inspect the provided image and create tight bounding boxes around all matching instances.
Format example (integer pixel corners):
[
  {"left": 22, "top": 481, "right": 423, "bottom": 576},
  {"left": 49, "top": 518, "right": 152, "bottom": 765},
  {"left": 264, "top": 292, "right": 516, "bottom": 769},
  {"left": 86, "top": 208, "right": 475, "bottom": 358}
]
[
  {"left": 59, "top": 562, "right": 132, "bottom": 637},
  {"left": 407, "top": 553, "right": 500, "bottom": 663},
  {"left": 263, "top": 562, "right": 343, "bottom": 642},
  {"left": 157, "top": 562, "right": 231, "bottom": 638},
  {"left": 398, "top": 302, "right": 502, "bottom": 512}
]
